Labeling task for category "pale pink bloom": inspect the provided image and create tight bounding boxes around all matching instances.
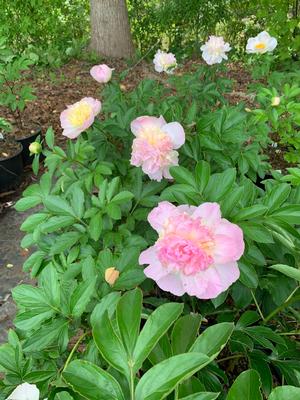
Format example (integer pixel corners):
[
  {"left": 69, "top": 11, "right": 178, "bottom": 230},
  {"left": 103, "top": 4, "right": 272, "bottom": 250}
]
[
  {"left": 60, "top": 97, "right": 101, "bottom": 139},
  {"left": 201, "top": 36, "right": 231, "bottom": 65},
  {"left": 6, "top": 382, "right": 39, "bottom": 400},
  {"left": 139, "top": 202, "right": 244, "bottom": 299},
  {"left": 153, "top": 50, "right": 177, "bottom": 74},
  {"left": 90, "top": 64, "right": 114, "bottom": 83},
  {"left": 130, "top": 116, "right": 185, "bottom": 181}
]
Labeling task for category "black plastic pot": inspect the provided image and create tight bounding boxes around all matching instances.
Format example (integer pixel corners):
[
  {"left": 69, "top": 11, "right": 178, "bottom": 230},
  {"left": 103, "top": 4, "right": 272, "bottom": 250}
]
[
  {"left": 0, "top": 143, "right": 23, "bottom": 192},
  {"left": 15, "top": 126, "right": 42, "bottom": 166}
]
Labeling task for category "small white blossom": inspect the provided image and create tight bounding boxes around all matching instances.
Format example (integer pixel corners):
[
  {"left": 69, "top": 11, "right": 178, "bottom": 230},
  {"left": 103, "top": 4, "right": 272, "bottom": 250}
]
[
  {"left": 153, "top": 50, "right": 177, "bottom": 74},
  {"left": 6, "top": 383, "right": 39, "bottom": 400},
  {"left": 246, "top": 31, "right": 277, "bottom": 54},
  {"left": 200, "top": 36, "right": 231, "bottom": 65}
]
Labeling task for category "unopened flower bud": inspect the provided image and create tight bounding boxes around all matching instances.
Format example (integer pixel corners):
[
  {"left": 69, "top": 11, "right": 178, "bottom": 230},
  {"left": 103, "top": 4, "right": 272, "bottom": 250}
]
[
  {"left": 29, "top": 141, "right": 42, "bottom": 154},
  {"left": 105, "top": 267, "right": 120, "bottom": 286},
  {"left": 245, "top": 107, "right": 252, "bottom": 113},
  {"left": 271, "top": 96, "right": 280, "bottom": 106}
]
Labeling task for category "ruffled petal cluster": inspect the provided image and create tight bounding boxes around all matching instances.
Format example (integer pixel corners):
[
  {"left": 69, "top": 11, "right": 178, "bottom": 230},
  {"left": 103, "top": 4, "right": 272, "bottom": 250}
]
[
  {"left": 200, "top": 36, "right": 231, "bottom": 65},
  {"left": 60, "top": 97, "right": 101, "bottom": 139},
  {"left": 246, "top": 31, "right": 277, "bottom": 54},
  {"left": 153, "top": 50, "right": 177, "bottom": 74},
  {"left": 130, "top": 116, "right": 185, "bottom": 181},
  {"left": 90, "top": 64, "right": 114, "bottom": 83},
  {"left": 139, "top": 202, "right": 244, "bottom": 299}
]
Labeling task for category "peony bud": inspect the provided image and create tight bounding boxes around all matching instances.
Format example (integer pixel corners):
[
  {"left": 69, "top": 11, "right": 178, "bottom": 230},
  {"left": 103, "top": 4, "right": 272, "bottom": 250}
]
[
  {"left": 90, "top": 64, "right": 114, "bottom": 83},
  {"left": 29, "top": 141, "right": 42, "bottom": 154},
  {"left": 105, "top": 267, "right": 120, "bottom": 286},
  {"left": 245, "top": 107, "right": 252, "bottom": 113},
  {"left": 271, "top": 96, "right": 280, "bottom": 106}
]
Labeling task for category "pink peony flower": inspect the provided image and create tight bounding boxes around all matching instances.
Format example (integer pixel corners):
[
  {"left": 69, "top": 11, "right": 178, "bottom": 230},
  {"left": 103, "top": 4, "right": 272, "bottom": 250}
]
[
  {"left": 130, "top": 115, "right": 185, "bottom": 181},
  {"left": 60, "top": 97, "right": 101, "bottom": 139},
  {"left": 153, "top": 50, "right": 177, "bottom": 74},
  {"left": 90, "top": 64, "right": 114, "bottom": 83},
  {"left": 139, "top": 202, "right": 244, "bottom": 299}
]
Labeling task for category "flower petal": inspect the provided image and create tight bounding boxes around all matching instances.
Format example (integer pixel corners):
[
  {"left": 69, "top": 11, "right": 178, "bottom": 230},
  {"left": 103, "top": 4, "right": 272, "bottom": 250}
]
[
  {"left": 131, "top": 115, "right": 166, "bottom": 136},
  {"left": 162, "top": 122, "right": 185, "bottom": 149},
  {"left": 147, "top": 201, "right": 177, "bottom": 232}
]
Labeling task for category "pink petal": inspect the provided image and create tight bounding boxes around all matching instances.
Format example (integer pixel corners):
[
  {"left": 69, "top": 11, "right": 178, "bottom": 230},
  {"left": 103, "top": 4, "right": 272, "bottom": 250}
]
[
  {"left": 131, "top": 115, "right": 166, "bottom": 136},
  {"left": 157, "top": 273, "right": 185, "bottom": 296},
  {"left": 192, "top": 202, "right": 222, "bottom": 227},
  {"left": 213, "top": 220, "right": 244, "bottom": 263},
  {"left": 195, "top": 267, "right": 223, "bottom": 299},
  {"left": 214, "top": 261, "right": 240, "bottom": 288},
  {"left": 148, "top": 201, "right": 177, "bottom": 232},
  {"left": 83, "top": 97, "right": 101, "bottom": 116},
  {"left": 162, "top": 122, "right": 185, "bottom": 149}
]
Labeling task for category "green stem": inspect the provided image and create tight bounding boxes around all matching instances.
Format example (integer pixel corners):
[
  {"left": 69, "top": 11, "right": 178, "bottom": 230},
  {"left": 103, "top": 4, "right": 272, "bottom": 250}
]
[
  {"left": 130, "top": 366, "right": 135, "bottom": 400},
  {"left": 217, "top": 353, "right": 244, "bottom": 364},
  {"left": 251, "top": 290, "right": 265, "bottom": 321},
  {"left": 174, "top": 386, "right": 179, "bottom": 400},
  {"left": 264, "top": 293, "right": 300, "bottom": 324},
  {"left": 62, "top": 331, "right": 88, "bottom": 373}
]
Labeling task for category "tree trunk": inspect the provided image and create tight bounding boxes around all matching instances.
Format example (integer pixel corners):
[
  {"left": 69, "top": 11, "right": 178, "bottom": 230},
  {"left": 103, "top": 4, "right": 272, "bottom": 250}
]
[{"left": 90, "top": 0, "right": 134, "bottom": 58}]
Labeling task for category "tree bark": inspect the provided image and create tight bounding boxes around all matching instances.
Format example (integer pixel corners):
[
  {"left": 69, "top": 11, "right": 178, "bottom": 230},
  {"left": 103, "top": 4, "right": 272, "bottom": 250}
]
[{"left": 90, "top": 0, "right": 134, "bottom": 58}]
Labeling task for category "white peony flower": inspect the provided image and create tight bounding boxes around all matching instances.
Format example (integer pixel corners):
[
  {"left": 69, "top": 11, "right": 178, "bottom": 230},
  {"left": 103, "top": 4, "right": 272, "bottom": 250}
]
[
  {"left": 6, "top": 383, "right": 39, "bottom": 400},
  {"left": 246, "top": 31, "right": 277, "bottom": 54},
  {"left": 200, "top": 36, "right": 231, "bottom": 65},
  {"left": 153, "top": 50, "right": 177, "bottom": 74}
]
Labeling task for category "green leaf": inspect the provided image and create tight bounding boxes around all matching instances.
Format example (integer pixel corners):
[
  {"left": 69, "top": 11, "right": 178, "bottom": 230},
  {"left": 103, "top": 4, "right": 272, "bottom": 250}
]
[
  {"left": 270, "top": 264, "right": 300, "bottom": 282},
  {"left": 50, "top": 231, "right": 82, "bottom": 255},
  {"left": 238, "top": 262, "right": 258, "bottom": 289},
  {"left": 20, "top": 213, "right": 48, "bottom": 232},
  {"left": 133, "top": 302, "right": 184, "bottom": 372},
  {"left": 15, "top": 196, "right": 41, "bottom": 211},
  {"left": 71, "top": 186, "right": 85, "bottom": 218},
  {"left": 236, "top": 311, "right": 260, "bottom": 328},
  {"left": 23, "top": 370, "right": 56, "bottom": 383},
  {"left": 269, "top": 386, "right": 300, "bottom": 400},
  {"left": 135, "top": 353, "right": 211, "bottom": 400},
  {"left": 170, "top": 166, "right": 197, "bottom": 189},
  {"left": 14, "top": 309, "right": 54, "bottom": 331},
  {"left": 63, "top": 360, "right": 124, "bottom": 400},
  {"left": 226, "top": 369, "right": 262, "bottom": 400},
  {"left": 271, "top": 205, "right": 300, "bottom": 224},
  {"left": 23, "top": 319, "right": 67, "bottom": 352},
  {"left": 88, "top": 212, "right": 103, "bottom": 241},
  {"left": 0, "top": 344, "right": 16, "bottom": 372},
  {"left": 44, "top": 195, "right": 75, "bottom": 216},
  {"left": 239, "top": 222, "right": 273, "bottom": 244},
  {"left": 111, "top": 191, "right": 134, "bottom": 204},
  {"left": 106, "top": 203, "right": 122, "bottom": 220},
  {"left": 180, "top": 393, "right": 220, "bottom": 400},
  {"left": 205, "top": 169, "right": 236, "bottom": 201},
  {"left": 233, "top": 205, "right": 268, "bottom": 221},
  {"left": 70, "top": 277, "right": 97, "bottom": 318},
  {"left": 171, "top": 314, "right": 201, "bottom": 355},
  {"left": 116, "top": 288, "right": 142, "bottom": 356},
  {"left": 40, "top": 215, "right": 76, "bottom": 233},
  {"left": 190, "top": 322, "right": 234, "bottom": 359},
  {"left": 90, "top": 292, "right": 121, "bottom": 326},
  {"left": 92, "top": 311, "right": 129, "bottom": 378},
  {"left": 195, "top": 161, "right": 210, "bottom": 193},
  {"left": 45, "top": 126, "right": 55, "bottom": 149},
  {"left": 264, "top": 184, "right": 291, "bottom": 213}
]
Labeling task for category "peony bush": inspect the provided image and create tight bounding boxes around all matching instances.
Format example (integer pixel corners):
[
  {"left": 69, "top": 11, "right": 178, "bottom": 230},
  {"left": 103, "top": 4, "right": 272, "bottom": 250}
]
[{"left": 1, "top": 33, "right": 300, "bottom": 400}]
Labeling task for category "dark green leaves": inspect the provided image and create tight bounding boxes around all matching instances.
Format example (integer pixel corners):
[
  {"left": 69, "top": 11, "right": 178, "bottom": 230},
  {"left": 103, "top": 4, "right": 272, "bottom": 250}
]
[
  {"left": 227, "top": 370, "right": 262, "bottom": 400},
  {"left": 63, "top": 360, "right": 124, "bottom": 400},
  {"left": 135, "top": 353, "right": 211, "bottom": 400}
]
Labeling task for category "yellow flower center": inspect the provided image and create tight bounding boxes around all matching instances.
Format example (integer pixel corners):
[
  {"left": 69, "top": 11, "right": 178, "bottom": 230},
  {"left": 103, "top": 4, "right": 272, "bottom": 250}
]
[
  {"left": 140, "top": 128, "right": 168, "bottom": 146},
  {"left": 68, "top": 102, "right": 92, "bottom": 127},
  {"left": 255, "top": 42, "right": 266, "bottom": 50}
]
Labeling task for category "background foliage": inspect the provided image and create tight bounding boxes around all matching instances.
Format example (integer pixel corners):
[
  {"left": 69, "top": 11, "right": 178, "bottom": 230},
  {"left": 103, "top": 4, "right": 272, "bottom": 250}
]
[{"left": 0, "top": 0, "right": 299, "bottom": 64}]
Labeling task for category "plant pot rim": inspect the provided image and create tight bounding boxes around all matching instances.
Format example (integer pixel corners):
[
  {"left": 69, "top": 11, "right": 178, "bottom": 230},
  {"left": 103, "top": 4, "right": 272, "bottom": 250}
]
[
  {"left": 0, "top": 141, "right": 23, "bottom": 162},
  {"left": 14, "top": 123, "right": 42, "bottom": 141}
]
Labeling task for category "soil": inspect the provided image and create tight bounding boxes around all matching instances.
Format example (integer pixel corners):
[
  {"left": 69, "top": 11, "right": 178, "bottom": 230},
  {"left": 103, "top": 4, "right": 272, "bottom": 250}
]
[
  {"left": 11, "top": 122, "right": 41, "bottom": 140},
  {"left": 0, "top": 137, "right": 22, "bottom": 160}
]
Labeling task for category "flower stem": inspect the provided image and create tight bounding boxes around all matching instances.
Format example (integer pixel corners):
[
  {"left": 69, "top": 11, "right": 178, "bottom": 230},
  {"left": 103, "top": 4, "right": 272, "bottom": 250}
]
[{"left": 62, "top": 331, "right": 88, "bottom": 373}]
